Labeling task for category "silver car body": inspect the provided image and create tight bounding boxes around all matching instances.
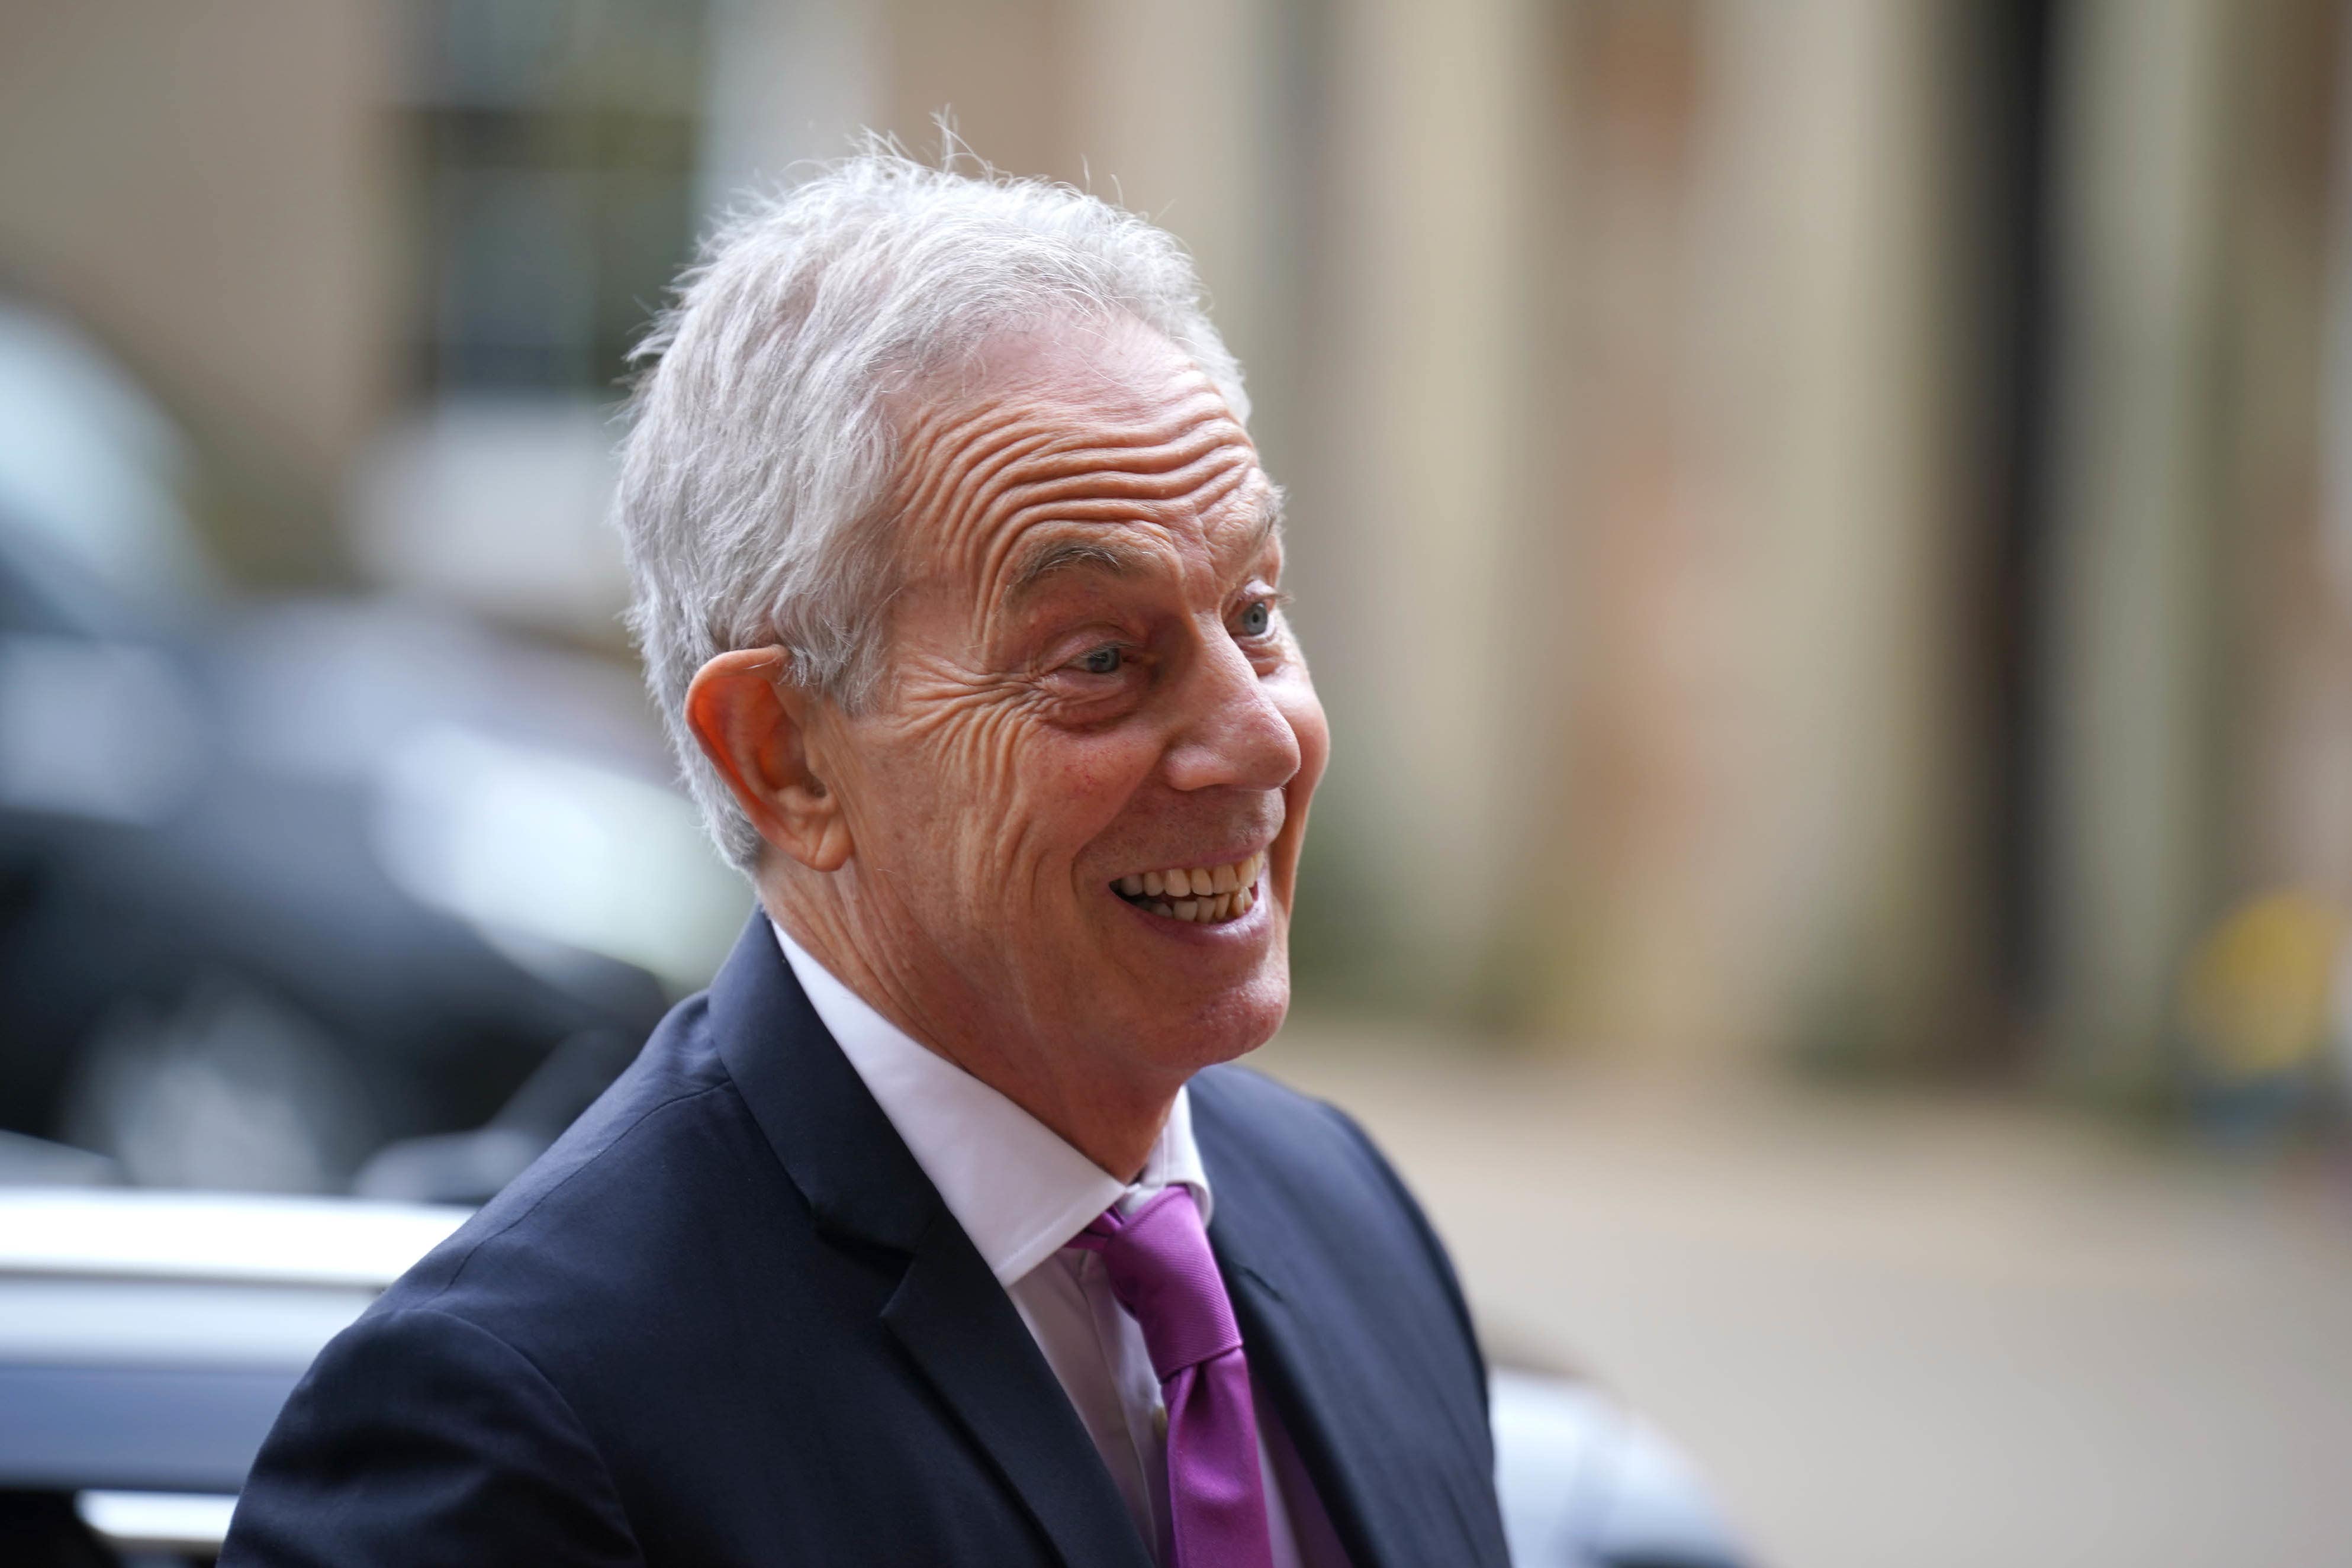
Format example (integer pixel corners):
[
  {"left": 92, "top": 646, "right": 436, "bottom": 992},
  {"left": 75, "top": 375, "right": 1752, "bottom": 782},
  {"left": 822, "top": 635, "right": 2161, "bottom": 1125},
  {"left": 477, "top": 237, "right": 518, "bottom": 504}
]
[{"left": 0, "top": 1186, "right": 1747, "bottom": 1567}]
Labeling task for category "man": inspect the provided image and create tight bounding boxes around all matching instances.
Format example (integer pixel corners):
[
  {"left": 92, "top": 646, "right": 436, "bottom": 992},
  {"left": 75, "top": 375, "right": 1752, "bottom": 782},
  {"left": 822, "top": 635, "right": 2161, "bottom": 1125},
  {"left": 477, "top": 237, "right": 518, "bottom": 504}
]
[{"left": 223, "top": 153, "right": 1510, "bottom": 1568}]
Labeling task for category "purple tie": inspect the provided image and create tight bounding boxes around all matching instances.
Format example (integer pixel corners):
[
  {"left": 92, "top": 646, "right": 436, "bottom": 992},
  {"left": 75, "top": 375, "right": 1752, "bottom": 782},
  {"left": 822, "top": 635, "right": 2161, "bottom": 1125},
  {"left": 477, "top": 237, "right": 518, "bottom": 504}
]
[{"left": 1072, "top": 1186, "right": 1277, "bottom": 1568}]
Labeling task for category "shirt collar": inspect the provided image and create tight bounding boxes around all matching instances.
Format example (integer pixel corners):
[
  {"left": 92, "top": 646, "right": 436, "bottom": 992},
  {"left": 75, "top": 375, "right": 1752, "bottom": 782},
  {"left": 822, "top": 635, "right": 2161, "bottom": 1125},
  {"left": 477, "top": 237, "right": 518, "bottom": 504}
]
[{"left": 770, "top": 919, "right": 1211, "bottom": 1287}]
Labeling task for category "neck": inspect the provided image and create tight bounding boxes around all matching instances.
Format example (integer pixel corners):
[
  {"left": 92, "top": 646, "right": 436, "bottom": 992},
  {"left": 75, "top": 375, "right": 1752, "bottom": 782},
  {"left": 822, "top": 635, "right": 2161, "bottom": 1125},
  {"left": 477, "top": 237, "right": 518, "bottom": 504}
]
[{"left": 762, "top": 880, "right": 1178, "bottom": 1181}]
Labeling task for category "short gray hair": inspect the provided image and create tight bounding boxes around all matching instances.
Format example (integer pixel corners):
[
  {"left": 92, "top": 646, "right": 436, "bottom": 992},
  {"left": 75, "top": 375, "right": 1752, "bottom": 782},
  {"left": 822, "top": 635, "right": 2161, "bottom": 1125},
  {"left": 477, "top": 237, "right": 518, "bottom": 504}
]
[{"left": 617, "top": 148, "right": 1250, "bottom": 871}]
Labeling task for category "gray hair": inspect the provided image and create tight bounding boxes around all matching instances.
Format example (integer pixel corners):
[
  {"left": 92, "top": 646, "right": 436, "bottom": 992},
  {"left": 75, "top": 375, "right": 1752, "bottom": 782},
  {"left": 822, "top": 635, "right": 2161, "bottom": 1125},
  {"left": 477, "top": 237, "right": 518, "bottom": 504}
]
[{"left": 617, "top": 148, "right": 1250, "bottom": 871}]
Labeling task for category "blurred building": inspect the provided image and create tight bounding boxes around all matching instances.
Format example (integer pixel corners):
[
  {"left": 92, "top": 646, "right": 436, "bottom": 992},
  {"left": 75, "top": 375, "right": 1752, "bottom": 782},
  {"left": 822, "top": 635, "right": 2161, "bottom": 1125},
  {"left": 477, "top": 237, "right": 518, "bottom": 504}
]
[{"left": 4, "top": 0, "right": 2350, "bottom": 1111}]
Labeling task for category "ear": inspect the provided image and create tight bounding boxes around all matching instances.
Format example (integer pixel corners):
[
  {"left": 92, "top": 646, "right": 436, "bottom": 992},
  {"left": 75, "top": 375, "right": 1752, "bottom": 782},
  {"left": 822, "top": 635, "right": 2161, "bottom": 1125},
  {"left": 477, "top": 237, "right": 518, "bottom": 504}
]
[{"left": 684, "top": 647, "right": 854, "bottom": 872}]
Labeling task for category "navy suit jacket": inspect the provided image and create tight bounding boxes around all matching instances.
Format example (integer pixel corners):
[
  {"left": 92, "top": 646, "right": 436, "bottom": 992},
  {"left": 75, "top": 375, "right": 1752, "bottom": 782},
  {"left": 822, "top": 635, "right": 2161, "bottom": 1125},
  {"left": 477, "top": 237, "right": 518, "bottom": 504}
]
[{"left": 222, "top": 917, "right": 1511, "bottom": 1567}]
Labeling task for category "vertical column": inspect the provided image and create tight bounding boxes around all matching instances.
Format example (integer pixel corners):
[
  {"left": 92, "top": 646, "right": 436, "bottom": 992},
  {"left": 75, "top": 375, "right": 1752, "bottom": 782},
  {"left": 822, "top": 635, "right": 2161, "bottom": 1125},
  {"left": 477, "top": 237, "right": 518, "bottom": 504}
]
[
  {"left": 2043, "top": 0, "right": 2231, "bottom": 1092},
  {"left": 1286, "top": 0, "right": 1559, "bottom": 1017},
  {"left": 1720, "top": 0, "right": 1980, "bottom": 1073},
  {"left": 1528, "top": 0, "right": 1978, "bottom": 1070}
]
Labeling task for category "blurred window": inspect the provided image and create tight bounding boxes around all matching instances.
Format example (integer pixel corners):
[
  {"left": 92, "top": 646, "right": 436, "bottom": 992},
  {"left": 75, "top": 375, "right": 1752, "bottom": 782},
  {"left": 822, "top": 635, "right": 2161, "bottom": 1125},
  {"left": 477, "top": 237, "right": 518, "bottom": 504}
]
[{"left": 401, "top": 0, "right": 707, "bottom": 397}]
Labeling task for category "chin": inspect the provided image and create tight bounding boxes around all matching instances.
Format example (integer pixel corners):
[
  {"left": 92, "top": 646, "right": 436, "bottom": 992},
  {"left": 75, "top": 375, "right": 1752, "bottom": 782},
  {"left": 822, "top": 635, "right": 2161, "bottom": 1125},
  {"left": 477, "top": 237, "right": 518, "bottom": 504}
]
[{"left": 1142, "top": 966, "right": 1291, "bottom": 1078}]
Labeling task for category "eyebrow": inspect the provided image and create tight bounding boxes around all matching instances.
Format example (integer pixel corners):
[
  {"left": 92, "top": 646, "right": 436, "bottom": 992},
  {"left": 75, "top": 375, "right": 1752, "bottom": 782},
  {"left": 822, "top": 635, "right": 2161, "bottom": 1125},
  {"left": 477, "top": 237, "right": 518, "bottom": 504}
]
[
  {"left": 1003, "top": 537, "right": 1160, "bottom": 604},
  {"left": 1230, "top": 492, "right": 1283, "bottom": 569},
  {"left": 1004, "top": 491, "right": 1285, "bottom": 607}
]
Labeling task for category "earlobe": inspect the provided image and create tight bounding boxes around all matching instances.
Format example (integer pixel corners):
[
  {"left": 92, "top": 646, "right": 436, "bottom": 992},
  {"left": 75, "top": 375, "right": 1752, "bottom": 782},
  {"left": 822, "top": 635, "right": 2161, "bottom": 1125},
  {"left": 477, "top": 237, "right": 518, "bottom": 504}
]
[{"left": 684, "top": 648, "right": 854, "bottom": 872}]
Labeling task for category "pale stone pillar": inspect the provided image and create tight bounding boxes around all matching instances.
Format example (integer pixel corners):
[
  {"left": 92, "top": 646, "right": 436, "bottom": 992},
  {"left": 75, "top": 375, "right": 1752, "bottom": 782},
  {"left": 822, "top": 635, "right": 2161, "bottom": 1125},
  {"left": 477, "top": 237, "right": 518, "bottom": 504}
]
[
  {"left": 2042, "top": 0, "right": 2234, "bottom": 1091},
  {"left": 1717, "top": 0, "right": 1980, "bottom": 1072},
  {"left": 1518, "top": 0, "right": 1977, "bottom": 1069},
  {"left": 1282, "top": 0, "right": 1561, "bottom": 1017}
]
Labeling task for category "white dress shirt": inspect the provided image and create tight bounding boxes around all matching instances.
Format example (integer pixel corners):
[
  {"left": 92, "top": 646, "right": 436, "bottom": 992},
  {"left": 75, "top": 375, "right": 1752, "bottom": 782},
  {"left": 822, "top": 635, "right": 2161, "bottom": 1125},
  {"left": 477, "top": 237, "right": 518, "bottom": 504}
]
[{"left": 772, "top": 922, "right": 1350, "bottom": 1568}]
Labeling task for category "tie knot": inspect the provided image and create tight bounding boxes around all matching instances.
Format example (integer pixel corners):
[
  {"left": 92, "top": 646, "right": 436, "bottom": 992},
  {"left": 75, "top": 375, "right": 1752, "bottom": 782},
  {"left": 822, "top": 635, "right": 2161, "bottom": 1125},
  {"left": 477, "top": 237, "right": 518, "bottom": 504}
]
[{"left": 1077, "top": 1186, "right": 1243, "bottom": 1381}]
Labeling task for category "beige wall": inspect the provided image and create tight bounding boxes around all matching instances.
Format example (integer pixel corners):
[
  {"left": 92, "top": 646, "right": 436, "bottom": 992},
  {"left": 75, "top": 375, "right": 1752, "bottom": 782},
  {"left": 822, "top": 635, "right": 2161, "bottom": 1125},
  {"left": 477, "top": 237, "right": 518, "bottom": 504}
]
[
  {"left": 0, "top": 0, "right": 396, "bottom": 566},
  {"left": 15, "top": 0, "right": 2335, "bottom": 1081}
]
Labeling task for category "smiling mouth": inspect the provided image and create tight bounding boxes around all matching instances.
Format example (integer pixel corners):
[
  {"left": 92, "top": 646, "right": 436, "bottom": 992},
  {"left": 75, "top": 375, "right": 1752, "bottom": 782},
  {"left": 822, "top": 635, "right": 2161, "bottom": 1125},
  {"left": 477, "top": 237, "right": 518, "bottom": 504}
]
[{"left": 1111, "top": 852, "right": 1265, "bottom": 925}]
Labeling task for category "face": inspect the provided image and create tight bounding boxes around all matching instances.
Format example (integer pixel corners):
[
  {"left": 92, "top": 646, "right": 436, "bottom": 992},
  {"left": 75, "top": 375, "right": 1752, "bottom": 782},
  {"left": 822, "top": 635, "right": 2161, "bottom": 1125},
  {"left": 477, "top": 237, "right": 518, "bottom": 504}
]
[{"left": 807, "top": 317, "right": 1328, "bottom": 1096}]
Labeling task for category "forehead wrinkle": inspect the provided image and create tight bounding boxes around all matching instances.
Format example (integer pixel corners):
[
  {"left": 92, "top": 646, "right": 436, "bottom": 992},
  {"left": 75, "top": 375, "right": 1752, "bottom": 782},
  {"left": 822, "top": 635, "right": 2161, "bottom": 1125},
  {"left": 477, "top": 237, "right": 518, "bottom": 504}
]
[
  {"left": 982, "top": 468, "right": 1272, "bottom": 625},
  {"left": 1014, "top": 378, "right": 1235, "bottom": 458},
  {"left": 887, "top": 342, "right": 1265, "bottom": 633},
  {"left": 895, "top": 399, "right": 1069, "bottom": 563},
  {"left": 893, "top": 385, "right": 1220, "bottom": 586},
  {"left": 953, "top": 409, "right": 1238, "bottom": 547},
  {"left": 913, "top": 358, "right": 1232, "bottom": 486},
  {"left": 895, "top": 397, "right": 1042, "bottom": 517},
  {"left": 942, "top": 388, "right": 1239, "bottom": 516},
  {"left": 991, "top": 432, "right": 1253, "bottom": 523},
  {"left": 895, "top": 356, "right": 1228, "bottom": 511},
  {"left": 957, "top": 383, "right": 1248, "bottom": 520},
  {"left": 950, "top": 421, "right": 1253, "bottom": 577},
  {"left": 971, "top": 436, "right": 1258, "bottom": 607}
]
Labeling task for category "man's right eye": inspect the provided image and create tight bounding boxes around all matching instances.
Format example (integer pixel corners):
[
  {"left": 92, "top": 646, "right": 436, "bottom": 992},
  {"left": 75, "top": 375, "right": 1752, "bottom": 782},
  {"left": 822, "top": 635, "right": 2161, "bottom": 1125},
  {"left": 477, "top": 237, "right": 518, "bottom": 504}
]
[{"left": 1075, "top": 646, "right": 1124, "bottom": 675}]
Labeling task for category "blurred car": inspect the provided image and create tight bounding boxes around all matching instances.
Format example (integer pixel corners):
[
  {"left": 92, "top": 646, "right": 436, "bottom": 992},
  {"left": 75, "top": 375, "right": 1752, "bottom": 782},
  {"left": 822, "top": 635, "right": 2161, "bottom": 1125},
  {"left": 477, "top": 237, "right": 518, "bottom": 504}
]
[
  {"left": 1491, "top": 1368, "right": 1751, "bottom": 1568},
  {"left": 0, "top": 1183, "right": 466, "bottom": 1565},
  {"left": 0, "top": 298, "right": 744, "bottom": 1200},
  {"left": 0, "top": 1183, "right": 1752, "bottom": 1568}
]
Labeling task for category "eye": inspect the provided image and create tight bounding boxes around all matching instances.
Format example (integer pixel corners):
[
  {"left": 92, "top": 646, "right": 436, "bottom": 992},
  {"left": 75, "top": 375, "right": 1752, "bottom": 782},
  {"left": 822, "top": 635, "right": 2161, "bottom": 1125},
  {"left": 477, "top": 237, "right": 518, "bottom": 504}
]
[
  {"left": 1235, "top": 598, "right": 1273, "bottom": 637},
  {"left": 1074, "top": 645, "right": 1125, "bottom": 675}
]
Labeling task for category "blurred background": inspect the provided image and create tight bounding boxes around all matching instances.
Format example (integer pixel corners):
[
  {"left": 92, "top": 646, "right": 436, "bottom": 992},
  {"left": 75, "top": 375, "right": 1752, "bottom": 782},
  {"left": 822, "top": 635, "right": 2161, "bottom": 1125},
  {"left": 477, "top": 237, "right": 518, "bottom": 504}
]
[{"left": 2, "top": 1, "right": 2351, "bottom": 1563}]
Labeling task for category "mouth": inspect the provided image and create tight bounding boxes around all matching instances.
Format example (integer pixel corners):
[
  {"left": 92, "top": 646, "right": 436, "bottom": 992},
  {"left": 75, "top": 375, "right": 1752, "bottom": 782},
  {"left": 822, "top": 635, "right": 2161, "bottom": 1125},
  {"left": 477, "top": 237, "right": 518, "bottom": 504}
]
[{"left": 1109, "top": 851, "right": 1266, "bottom": 925}]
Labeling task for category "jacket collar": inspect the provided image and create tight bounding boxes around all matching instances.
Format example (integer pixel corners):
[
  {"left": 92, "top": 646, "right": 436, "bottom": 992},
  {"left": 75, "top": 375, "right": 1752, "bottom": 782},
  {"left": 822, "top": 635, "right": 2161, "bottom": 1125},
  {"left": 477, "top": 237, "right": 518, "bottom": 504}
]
[
  {"left": 769, "top": 917, "right": 1212, "bottom": 1287},
  {"left": 705, "top": 913, "right": 1153, "bottom": 1568},
  {"left": 709, "top": 910, "right": 932, "bottom": 1253}
]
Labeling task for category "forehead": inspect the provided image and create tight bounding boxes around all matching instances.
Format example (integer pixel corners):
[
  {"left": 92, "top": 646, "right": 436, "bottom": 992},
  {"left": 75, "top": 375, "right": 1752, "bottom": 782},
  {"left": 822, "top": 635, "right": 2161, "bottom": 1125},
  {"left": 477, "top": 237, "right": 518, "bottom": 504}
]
[{"left": 888, "top": 318, "right": 1275, "bottom": 595}]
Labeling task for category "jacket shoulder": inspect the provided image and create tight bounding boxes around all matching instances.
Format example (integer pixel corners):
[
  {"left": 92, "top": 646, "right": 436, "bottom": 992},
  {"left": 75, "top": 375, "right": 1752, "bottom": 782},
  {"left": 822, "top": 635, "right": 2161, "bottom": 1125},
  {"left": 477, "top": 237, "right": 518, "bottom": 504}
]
[
  {"left": 374, "top": 989, "right": 784, "bottom": 1337},
  {"left": 1188, "top": 1060, "right": 1431, "bottom": 1229},
  {"left": 223, "top": 1306, "right": 642, "bottom": 1566}
]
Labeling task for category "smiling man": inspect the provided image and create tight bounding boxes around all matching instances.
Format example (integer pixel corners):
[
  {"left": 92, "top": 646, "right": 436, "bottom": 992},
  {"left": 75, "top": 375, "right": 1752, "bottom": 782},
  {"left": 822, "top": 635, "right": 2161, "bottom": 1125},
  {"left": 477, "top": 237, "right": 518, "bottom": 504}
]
[{"left": 224, "top": 154, "right": 1511, "bottom": 1568}]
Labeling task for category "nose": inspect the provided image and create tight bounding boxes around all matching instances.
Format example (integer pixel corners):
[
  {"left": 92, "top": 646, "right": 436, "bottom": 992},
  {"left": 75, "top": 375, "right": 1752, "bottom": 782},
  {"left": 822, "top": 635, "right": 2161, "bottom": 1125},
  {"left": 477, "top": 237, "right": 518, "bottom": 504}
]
[{"left": 1160, "top": 628, "right": 1302, "bottom": 794}]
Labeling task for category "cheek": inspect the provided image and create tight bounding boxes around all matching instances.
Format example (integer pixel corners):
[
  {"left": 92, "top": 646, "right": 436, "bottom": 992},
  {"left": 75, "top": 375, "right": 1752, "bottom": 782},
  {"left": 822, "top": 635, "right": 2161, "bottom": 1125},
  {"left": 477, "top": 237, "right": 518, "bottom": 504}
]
[
  {"left": 850, "top": 690, "right": 1032, "bottom": 889},
  {"left": 1021, "top": 733, "right": 1165, "bottom": 871},
  {"left": 876, "top": 694, "right": 1154, "bottom": 894}
]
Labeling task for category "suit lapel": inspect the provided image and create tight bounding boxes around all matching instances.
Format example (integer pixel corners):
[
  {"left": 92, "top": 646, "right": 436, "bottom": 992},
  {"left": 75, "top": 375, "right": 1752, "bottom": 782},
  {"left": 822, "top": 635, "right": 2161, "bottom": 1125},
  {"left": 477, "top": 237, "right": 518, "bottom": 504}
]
[
  {"left": 1211, "top": 1226, "right": 1414, "bottom": 1568},
  {"left": 707, "top": 916, "right": 1150, "bottom": 1568},
  {"left": 1195, "top": 1068, "right": 1508, "bottom": 1568},
  {"left": 881, "top": 1217, "right": 1155, "bottom": 1568}
]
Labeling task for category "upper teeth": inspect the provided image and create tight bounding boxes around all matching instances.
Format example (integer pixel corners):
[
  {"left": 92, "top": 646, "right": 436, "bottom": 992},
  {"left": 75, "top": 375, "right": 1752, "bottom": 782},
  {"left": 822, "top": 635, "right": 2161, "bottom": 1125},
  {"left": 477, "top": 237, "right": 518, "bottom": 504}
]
[{"left": 1115, "top": 853, "right": 1265, "bottom": 923}]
